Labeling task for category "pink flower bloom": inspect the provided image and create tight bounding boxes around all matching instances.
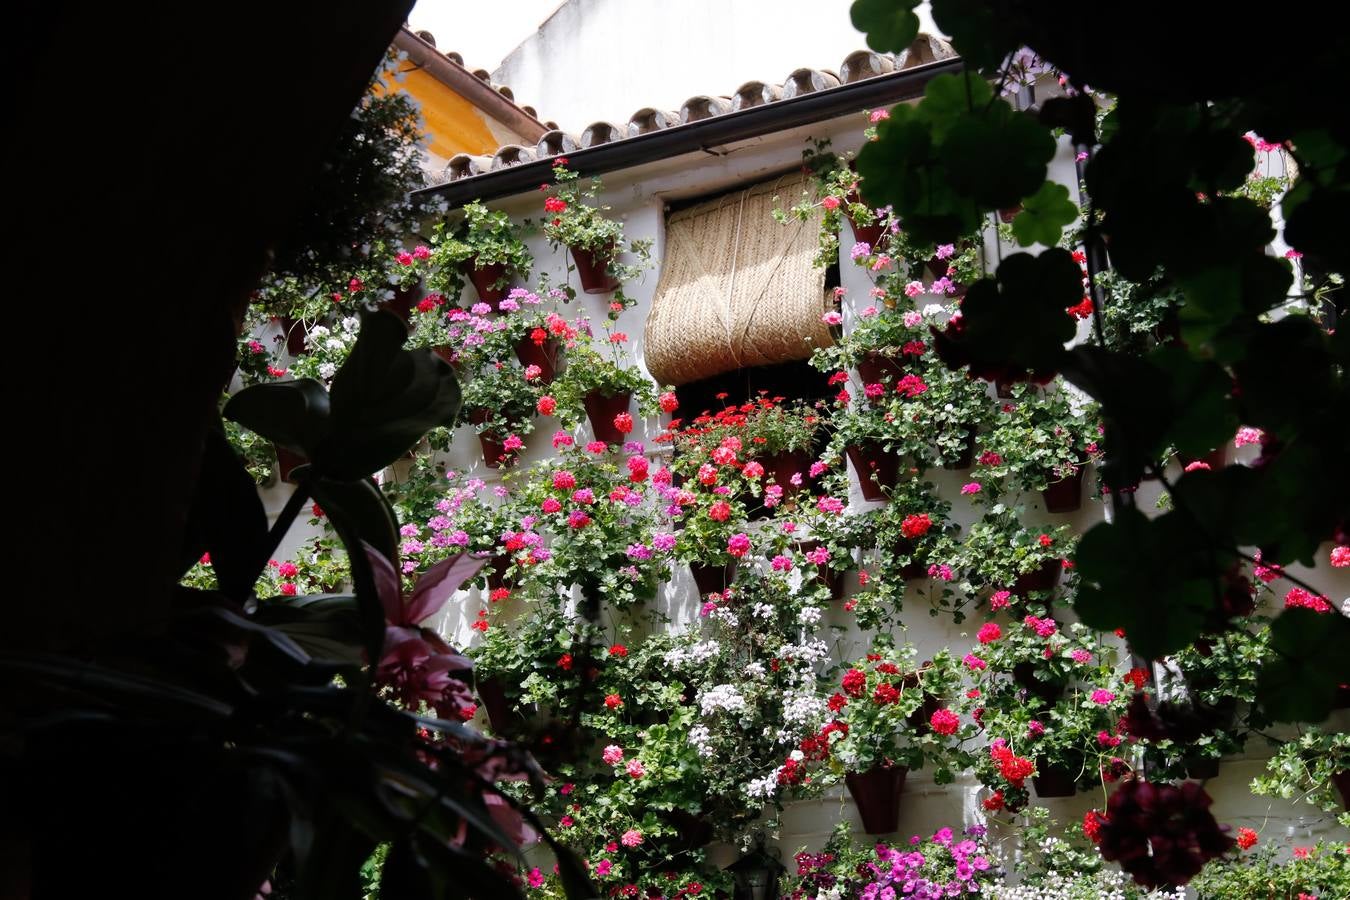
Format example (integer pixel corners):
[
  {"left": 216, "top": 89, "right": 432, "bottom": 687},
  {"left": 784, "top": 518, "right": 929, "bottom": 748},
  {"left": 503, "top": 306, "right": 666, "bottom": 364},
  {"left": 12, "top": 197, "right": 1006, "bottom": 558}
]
[
  {"left": 870, "top": 255, "right": 893, "bottom": 272},
  {"left": 742, "top": 460, "right": 764, "bottom": 479},
  {"left": 625, "top": 759, "right": 645, "bottom": 778},
  {"left": 935, "top": 243, "right": 955, "bottom": 260},
  {"left": 552, "top": 471, "right": 576, "bottom": 491},
  {"left": 560, "top": 815, "right": 574, "bottom": 828},
  {"left": 960, "top": 482, "right": 982, "bottom": 495},
  {"left": 963, "top": 653, "right": 987, "bottom": 670},
  {"left": 860, "top": 305, "right": 879, "bottom": 318},
  {"left": 927, "top": 563, "right": 953, "bottom": 581},
  {"left": 821, "top": 311, "right": 843, "bottom": 326},
  {"left": 1072, "top": 649, "right": 1092, "bottom": 664},
  {"left": 809, "top": 461, "right": 828, "bottom": 477},
  {"left": 1233, "top": 426, "right": 1264, "bottom": 448},
  {"left": 1184, "top": 460, "right": 1211, "bottom": 472},
  {"left": 1097, "top": 730, "right": 1122, "bottom": 748},
  {"left": 572, "top": 488, "right": 595, "bottom": 504},
  {"left": 869, "top": 108, "right": 890, "bottom": 123},
  {"left": 621, "top": 829, "right": 643, "bottom": 847},
  {"left": 524, "top": 364, "right": 542, "bottom": 381},
  {"left": 502, "top": 434, "right": 524, "bottom": 451},
  {"left": 412, "top": 245, "right": 431, "bottom": 260},
  {"left": 727, "top": 533, "right": 751, "bottom": 558},
  {"left": 1284, "top": 587, "right": 1332, "bottom": 613},
  {"left": 771, "top": 554, "right": 793, "bottom": 572},
  {"left": 528, "top": 868, "right": 546, "bottom": 888},
  {"left": 1332, "top": 545, "right": 1350, "bottom": 568},
  {"left": 929, "top": 708, "right": 960, "bottom": 735},
  {"left": 552, "top": 431, "right": 574, "bottom": 449},
  {"left": 805, "top": 546, "right": 829, "bottom": 566},
  {"left": 567, "top": 510, "right": 591, "bottom": 529},
  {"left": 903, "top": 311, "right": 923, "bottom": 328},
  {"left": 602, "top": 745, "right": 624, "bottom": 765},
  {"left": 989, "top": 590, "right": 1011, "bottom": 610},
  {"left": 595, "top": 860, "right": 612, "bottom": 877},
  {"left": 822, "top": 195, "right": 841, "bottom": 211},
  {"left": 816, "top": 496, "right": 844, "bottom": 515},
  {"left": 1075, "top": 150, "right": 1089, "bottom": 162},
  {"left": 1284, "top": 249, "right": 1303, "bottom": 259},
  {"left": 1027, "top": 720, "right": 1045, "bottom": 737},
  {"left": 864, "top": 382, "right": 885, "bottom": 399},
  {"left": 977, "top": 623, "right": 1002, "bottom": 644},
  {"left": 396, "top": 251, "right": 414, "bottom": 266},
  {"left": 904, "top": 281, "right": 925, "bottom": 298},
  {"left": 1090, "top": 689, "right": 1116, "bottom": 705}
]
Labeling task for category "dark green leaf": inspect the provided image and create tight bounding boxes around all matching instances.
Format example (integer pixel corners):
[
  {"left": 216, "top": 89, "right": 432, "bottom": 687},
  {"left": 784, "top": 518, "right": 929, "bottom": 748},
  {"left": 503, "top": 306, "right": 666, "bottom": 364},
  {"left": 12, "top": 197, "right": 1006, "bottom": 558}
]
[
  {"left": 930, "top": 0, "right": 1019, "bottom": 70},
  {"left": 942, "top": 107, "right": 1056, "bottom": 209},
  {"left": 1257, "top": 609, "right": 1350, "bottom": 723},
  {"left": 850, "top": 0, "right": 921, "bottom": 54},
  {"left": 224, "top": 378, "right": 332, "bottom": 453},
  {"left": 1011, "top": 181, "right": 1079, "bottom": 247},
  {"left": 310, "top": 476, "right": 400, "bottom": 569},
  {"left": 178, "top": 422, "right": 269, "bottom": 598}
]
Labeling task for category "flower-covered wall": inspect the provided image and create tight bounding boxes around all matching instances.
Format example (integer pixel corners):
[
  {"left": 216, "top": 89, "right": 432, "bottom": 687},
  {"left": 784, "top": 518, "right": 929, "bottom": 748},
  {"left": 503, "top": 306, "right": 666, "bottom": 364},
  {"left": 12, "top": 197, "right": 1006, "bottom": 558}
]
[{"left": 223, "top": 75, "right": 1350, "bottom": 897}]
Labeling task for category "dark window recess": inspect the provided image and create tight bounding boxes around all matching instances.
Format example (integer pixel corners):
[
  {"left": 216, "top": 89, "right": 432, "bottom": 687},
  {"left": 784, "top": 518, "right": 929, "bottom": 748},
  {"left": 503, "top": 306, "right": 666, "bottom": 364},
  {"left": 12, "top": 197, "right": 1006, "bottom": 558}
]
[{"left": 674, "top": 358, "right": 831, "bottom": 421}]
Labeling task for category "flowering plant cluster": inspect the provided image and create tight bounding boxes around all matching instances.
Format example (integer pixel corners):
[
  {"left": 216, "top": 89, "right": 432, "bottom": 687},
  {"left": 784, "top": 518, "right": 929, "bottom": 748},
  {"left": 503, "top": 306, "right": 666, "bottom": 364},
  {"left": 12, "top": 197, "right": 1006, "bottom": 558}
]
[
  {"left": 782, "top": 822, "right": 1000, "bottom": 899},
  {"left": 1189, "top": 839, "right": 1350, "bottom": 899},
  {"left": 428, "top": 199, "right": 533, "bottom": 295},
  {"left": 1249, "top": 728, "right": 1350, "bottom": 827}
]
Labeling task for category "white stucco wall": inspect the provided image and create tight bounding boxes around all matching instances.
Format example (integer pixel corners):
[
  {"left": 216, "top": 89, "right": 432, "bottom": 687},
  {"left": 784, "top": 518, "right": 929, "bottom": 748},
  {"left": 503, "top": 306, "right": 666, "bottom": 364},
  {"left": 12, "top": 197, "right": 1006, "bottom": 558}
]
[
  {"left": 265, "top": 91, "right": 1350, "bottom": 876},
  {"left": 492, "top": 0, "right": 939, "bottom": 130}
]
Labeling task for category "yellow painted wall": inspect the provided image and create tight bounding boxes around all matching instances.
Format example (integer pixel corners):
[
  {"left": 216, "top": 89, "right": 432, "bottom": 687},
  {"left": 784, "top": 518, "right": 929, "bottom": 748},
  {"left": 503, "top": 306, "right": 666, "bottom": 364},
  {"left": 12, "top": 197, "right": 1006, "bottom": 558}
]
[{"left": 396, "top": 65, "right": 520, "bottom": 160}]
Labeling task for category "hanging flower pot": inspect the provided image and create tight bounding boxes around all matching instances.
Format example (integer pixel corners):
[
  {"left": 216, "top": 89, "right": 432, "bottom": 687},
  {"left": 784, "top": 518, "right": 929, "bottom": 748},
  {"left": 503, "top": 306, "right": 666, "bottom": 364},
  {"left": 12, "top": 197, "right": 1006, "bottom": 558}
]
[
  {"left": 1042, "top": 465, "right": 1085, "bottom": 513},
  {"left": 846, "top": 442, "right": 900, "bottom": 502},
  {"left": 1012, "top": 663, "right": 1064, "bottom": 705},
  {"left": 274, "top": 446, "right": 308, "bottom": 483},
  {"left": 1011, "top": 558, "right": 1062, "bottom": 596},
  {"left": 468, "top": 408, "right": 511, "bottom": 468},
  {"left": 845, "top": 764, "right": 908, "bottom": 834},
  {"left": 661, "top": 809, "right": 714, "bottom": 848},
  {"left": 570, "top": 240, "right": 622, "bottom": 294},
  {"left": 843, "top": 188, "right": 887, "bottom": 250},
  {"left": 514, "top": 335, "right": 560, "bottom": 384},
  {"left": 689, "top": 561, "right": 737, "bottom": 597},
  {"left": 461, "top": 259, "right": 511, "bottom": 306},
  {"left": 1032, "top": 760, "right": 1076, "bottom": 798},
  {"left": 275, "top": 316, "right": 309, "bottom": 356},
  {"left": 940, "top": 430, "right": 977, "bottom": 470},
  {"left": 856, "top": 351, "right": 906, "bottom": 387},
  {"left": 763, "top": 449, "right": 814, "bottom": 497},
  {"left": 999, "top": 204, "right": 1023, "bottom": 224},
  {"left": 483, "top": 554, "right": 511, "bottom": 592},
  {"left": 582, "top": 389, "right": 633, "bottom": 444},
  {"left": 795, "top": 540, "right": 845, "bottom": 600}
]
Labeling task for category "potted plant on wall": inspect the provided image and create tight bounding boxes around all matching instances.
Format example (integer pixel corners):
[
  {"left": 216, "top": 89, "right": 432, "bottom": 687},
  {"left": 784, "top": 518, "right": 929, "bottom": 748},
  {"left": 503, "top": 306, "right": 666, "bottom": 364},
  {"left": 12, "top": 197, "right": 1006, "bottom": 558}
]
[
  {"left": 540, "top": 161, "right": 651, "bottom": 295},
  {"left": 428, "top": 200, "right": 534, "bottom": 307},
  {"left": 822, "top": 641, "right": 972, "bottom": 834},
  {"left": 1251, "top": 728, "right": 1350, "bottom": 821},
  {"left": 953, "top": 510, "right": 1074, "bottom": 608},
  {"left": 551, "top": 326, "right": 657, "bottom": 445},
  {"left": 458, "top": 359, "right": 540, "bottom": 468},
  {"left": 972, "top": 383, "right": 1101, "bottom": 513}
]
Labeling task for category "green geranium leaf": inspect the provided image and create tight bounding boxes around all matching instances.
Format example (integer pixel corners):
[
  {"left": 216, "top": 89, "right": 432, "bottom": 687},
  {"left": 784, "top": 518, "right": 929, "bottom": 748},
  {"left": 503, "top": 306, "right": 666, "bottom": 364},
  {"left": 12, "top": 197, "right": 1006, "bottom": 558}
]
[
  {"left": 954, "top": 249, "right": 1081, "bottom": 372},
  {"left": 1257, "top": 608, "right": 1350, "bottom": 723},
  {"left": 943, "top": 105, "right": 1056, "bottom": 209},
  {"left": 930, "top": 0, "right": 1019, "bottom": 71},
  {"left": 1011, "top": 181, "right": 1079, "bottom": 247},
  {"left": 224, "top": 378, "right": 332, "bottom": 454},
  {"left": 850, "top": 0, "right": 921, "bottom": 54}
]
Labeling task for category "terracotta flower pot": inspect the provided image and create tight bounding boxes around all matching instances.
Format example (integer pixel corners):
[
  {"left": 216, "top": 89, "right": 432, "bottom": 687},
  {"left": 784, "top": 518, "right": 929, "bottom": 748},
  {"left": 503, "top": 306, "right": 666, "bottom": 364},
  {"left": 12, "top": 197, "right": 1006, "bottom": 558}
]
[
  {"left": 689, "top": 561, "right": 736, "bottom": 596},
  {"left": 1012, "top": 663, "right": 1065, "bottom": 705},
  {"left": 570, "top": 241, "right": 622, "bottom": 294},
  {"left": 856, "top": 351, "right": 906, "bottom": 386},
  {"left": 848, "top": 216, "right": 887, "bottom": 250},
  {"left": 478, "top": 431, "right": 510, "bottom": 469},
  {"left": 1011, "top": 558, "right": 1062, "bottom": 596},
  {"left": 1032, "top": 761, "right": 1076, "bottom": 798},
  {"left": 462, "top": 259, "right": 511, "bottom": 306},
  {"left": 483, "top": 554, "right": 511, "bottom": 592},
  {"left": 940, "top": 431, "right": 977, "bottom": 470},
  {"left": 846, "top": 442, "right": 900, "bottom": 502},
  {"left": 476, "top": 675, "right": 513, "bottom": 735},
  {"left": 999, "top": 204, "right": 1023, "bottom": 224},
  {"left": 905, "top": 693, "right": 942, "bottom": 733},
  {"left": 432, "top": 345, "right": 460, "bottom": 368},
  {"left": 796, "top": 540, "right": 845, "bottom": 600},
  {"left": 1042, "top": 465, "right": 1085, "bottom": 513},
  {"left": 276, "top": 315, "right": 308, "bottom": 356},
  {"left": 274, "top": 446, "right": 308, "bottom": 483},
  {"left": 582, "top": 389, "right": 633, "bottom": 444},
  {"left": 846, "top": 765, "right": 908, "bottom": 834},
  {"left": 514, "top": 335, "right": 560, "bottom": 384}
]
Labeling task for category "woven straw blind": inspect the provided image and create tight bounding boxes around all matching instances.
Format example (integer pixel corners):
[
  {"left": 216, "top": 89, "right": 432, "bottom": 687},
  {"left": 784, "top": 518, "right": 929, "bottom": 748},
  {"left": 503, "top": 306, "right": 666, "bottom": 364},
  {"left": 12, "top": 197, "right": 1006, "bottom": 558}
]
[{"left": 644, "top": 173, "right": 832, "bottom": 386}]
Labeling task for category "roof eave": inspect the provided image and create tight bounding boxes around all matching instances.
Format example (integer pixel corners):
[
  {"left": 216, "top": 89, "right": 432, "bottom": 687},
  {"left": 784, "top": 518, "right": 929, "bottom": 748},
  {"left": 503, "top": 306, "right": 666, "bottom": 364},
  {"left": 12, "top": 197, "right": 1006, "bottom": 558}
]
[{"left": 412, "top": 55, "right": 963, "bottom": 208}]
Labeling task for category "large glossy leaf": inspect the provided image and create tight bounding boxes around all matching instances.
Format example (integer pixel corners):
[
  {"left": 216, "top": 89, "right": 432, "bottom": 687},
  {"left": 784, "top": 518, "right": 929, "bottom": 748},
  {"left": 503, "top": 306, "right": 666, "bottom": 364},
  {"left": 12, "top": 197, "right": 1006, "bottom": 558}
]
[
  {"left": 320, "top": 310, "right": 462, "bottom": 479},
  {"left": 1257, "top": 608, "right": 1350, "bottom": 723},
  {"left": 254, "top": 594, "right": 366, "bottom": 664},
  {"left": 310, "top": 477, "right": 400, "bottom": 571},
  {"left": 405, "top": 553, "right": 489, "bottom": 626},
  {"left": 178, "top": 423, "right": 269, "bottom": 598},
  {"left": 223, "top": 378, "right": 332, "bottom": 453}
]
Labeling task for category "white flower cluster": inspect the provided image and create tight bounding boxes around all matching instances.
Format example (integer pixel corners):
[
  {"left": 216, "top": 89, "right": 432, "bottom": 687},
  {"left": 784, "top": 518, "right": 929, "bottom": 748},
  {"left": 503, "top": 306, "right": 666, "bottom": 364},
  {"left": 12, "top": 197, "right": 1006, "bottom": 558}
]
[
  {"left": 778, "top": 687, "right": 828, "bottom": 733},
  {"left": 699, "top": 684, "right": 747, "bottom": 717},
  {"left": 797, "top": 605, "right": 822, "bottom": 626},
  {"left": 709, "top": 606, "right": 739, "bottom": 628},
  {"left": 743, "top": 770, "right": 781, "bottom": 800},
  {"left": 340, "top": 316, "right": 359, "bottom": 333},
  {"left": 743, "top": 661, "right": 766, "bottom": 679},
  {"left": 664, "top": 640, "right": 721, "bottom": 669},
  {"left": 688, "top": 724, "right": 714, "bottom": 757},
  {"left": 751, "top": 602, "right": 776, "bottom": 620},
  {"left": 780, "top": 638, "right": 830, "bottom": 665},
  {"left": 318, "top": 362, "right": 337, "bottom": 380}
]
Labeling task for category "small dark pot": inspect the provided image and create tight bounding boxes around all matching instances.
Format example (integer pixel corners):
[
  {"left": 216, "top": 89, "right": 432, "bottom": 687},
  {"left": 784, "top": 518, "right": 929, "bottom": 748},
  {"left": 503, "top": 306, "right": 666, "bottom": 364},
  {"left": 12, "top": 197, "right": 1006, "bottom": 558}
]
[
  {"left": 463, "top": 259, "right": 511, "bottom": 306},
  {"left": 846, "top": 442, "right": 900, "bottom": 502},
  {"left": 1011, "top": 558, "right": 1062, "bottom": 596},
  {"left": 848, "top": 216, "right": 887, "bottom": 250},
  {"left": 476, "top": 675, "right": 513, "bottom": 735},
  {"left": 1333, "top": 770, "right": 1350, "bottom": 811},
  {"left": 905, "top": 694, "right": 942, "bottom": 732},
  {"left": 940, "top": 431, "right": 977, "bottom": 470},
  {"left": 274, "top": 446, "right": 308, "bottom": 483},
  {"left": 662, "top": 809, "right": 714, "bottom": 849},
  {"left": 514, "top": 336, "right": 560, "bottom": 384},
  {"left": 384, "top": 284, "right": 421, "bottom": 320},
  {"left": 999, "top": 204, "right": 1023, "bottom": 224},
  {"left": 892, "top": 537, "right": 928, "bottom": 581},
  {"left": 846, "top": 765, "right": 908, "bottom": 834},
  {"left": 478, "top": 431, "right": 510, "bottom": 469},
  {"left": 856, "top": 351, "right": 906, "bottom": 386},
  {"left": 796, "top": 540, "right": 845, "bottom": 600},
  {"left": 1032, "top": 761, "right": 1076, "bottom": 798},
  {"left": 763, "top": 449, "right": 814, "bottom": 496},
  {"left": 432, "top": 346, "right": 458, "bottom": 368},
  {"left": 1184, "top": 757, "right": 1221, "bottom": 780},
  {"left": 1335, "top": 684, "right": 1350, "bottom": 709},
  {"left": 276, "top": 316, "right": 308, "bottom": 356},
  {"left": 582, "top": 390, "right": 633, "bottom": 445},
  {"left": 484, "top": 555, "right": 511, "bottom": 592},
  {"left": 1042, "top": 466, "right": 1085, "bottom": 513},
  {"left": 570, "top": 241, "right": 622, "bottom": 294},
  {"left": 689, "top": 561, "right": 737, "bottom": 596},
  {"left": 1013, "top": 663, "right": 1065, "bottom": 705}
]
